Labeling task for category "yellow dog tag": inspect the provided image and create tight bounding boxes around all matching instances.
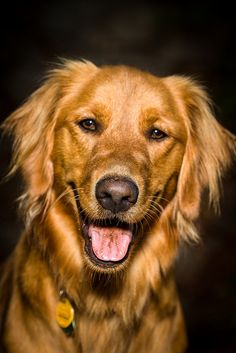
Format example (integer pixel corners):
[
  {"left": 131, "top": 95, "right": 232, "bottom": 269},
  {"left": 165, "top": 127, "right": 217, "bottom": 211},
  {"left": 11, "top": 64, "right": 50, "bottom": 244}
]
[{"left": 56, "top": 294, "right": 75, "bottom": 336}]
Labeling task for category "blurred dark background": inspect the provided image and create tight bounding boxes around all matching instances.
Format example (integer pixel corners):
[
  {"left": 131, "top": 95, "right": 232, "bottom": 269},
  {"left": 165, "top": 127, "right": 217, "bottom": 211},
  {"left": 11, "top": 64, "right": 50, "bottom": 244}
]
[{"left": 0, "top": 1, "right": 235, "bottom": 352}]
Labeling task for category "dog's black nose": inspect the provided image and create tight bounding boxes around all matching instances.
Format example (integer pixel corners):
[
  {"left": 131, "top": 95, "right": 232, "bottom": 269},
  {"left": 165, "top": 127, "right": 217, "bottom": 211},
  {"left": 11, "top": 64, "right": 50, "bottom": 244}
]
[{"left": 95, "top": 176, "right": 139, "bottom": 213}]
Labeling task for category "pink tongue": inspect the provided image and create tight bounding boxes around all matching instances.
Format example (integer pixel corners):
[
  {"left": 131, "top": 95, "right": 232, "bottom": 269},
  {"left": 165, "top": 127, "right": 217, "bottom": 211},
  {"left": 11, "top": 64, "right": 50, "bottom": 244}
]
[{"left": 88, "top": 225, "right": 132, "bottom": 262}]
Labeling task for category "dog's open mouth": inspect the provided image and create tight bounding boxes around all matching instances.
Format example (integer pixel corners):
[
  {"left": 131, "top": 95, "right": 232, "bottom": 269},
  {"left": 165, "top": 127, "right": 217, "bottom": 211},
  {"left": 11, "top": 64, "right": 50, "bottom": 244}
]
[
  {"left": 87, "top": 222, "right": 132, "bottom": 262},
  {"left": 69, "top": 182, "right": 139, "bottom": 267},
  {"left": 81, "top": 217, "right": 135, "bottom": 267}
]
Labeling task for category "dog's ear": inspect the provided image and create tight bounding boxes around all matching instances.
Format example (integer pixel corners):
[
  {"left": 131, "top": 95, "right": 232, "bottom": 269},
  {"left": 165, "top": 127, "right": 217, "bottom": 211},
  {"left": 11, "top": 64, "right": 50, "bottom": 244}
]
[
  {"left": 2, "top": 60, "right": 98, "bottom": 225},
  {"left": 165, "top": 76, "right": 236, "bottom": 241},
  {"left": 13, "top": 83, "right": 58, "bottom": 191},
  {"left": 2, "top": 79, "right": 59, "bottom": 224}
]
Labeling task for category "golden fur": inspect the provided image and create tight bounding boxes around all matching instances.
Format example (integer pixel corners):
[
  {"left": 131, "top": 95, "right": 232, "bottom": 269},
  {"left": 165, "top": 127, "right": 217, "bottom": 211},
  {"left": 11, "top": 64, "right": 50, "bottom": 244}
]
[{"left": 0, "top": 60, "right": 235, "bottom": 353}]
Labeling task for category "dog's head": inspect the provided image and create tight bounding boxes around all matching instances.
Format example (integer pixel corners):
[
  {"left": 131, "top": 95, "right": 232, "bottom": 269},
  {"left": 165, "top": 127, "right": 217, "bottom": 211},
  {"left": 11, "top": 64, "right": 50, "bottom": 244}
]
[{"left": 3, "top": 61, "right": 236, "bottom": 277}]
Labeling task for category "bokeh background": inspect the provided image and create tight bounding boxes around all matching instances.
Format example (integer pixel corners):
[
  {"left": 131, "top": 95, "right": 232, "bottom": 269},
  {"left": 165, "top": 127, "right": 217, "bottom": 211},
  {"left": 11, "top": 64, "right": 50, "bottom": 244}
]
[{"left": 0, "top": 1, "right": 235, "bottom": 352}]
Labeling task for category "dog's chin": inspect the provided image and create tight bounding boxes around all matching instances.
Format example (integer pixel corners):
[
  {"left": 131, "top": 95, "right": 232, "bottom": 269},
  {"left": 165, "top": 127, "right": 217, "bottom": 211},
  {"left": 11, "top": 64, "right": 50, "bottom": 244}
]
[{"left": 80, "top": 213, "right": 138, "bottom": 271}]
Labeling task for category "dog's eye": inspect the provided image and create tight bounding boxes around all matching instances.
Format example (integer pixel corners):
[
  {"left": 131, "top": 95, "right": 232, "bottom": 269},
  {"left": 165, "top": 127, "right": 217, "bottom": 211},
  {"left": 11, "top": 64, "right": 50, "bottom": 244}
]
[
  {"left": 149, "top": 128, "right": 168, "bottom": 141},
  {"left": 78, "top": 118, "right": 97, "bottom": 132},
  {"left": 150, "top": 129, "right": 167, "bottom": 140}
]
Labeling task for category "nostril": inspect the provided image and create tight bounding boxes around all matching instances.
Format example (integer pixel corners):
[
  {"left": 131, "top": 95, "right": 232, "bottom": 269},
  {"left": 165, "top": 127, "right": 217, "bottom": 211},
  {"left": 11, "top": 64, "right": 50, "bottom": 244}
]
[{"left": 95, "top": 176, "right": 139, "bottom": 213}]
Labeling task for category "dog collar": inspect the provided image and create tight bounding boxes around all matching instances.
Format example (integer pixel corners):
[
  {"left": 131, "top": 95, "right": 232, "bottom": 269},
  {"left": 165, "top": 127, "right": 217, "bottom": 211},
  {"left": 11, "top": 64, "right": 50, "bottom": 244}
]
[{"left": 56, "top": 290, "right": 76, "bottom": 336}]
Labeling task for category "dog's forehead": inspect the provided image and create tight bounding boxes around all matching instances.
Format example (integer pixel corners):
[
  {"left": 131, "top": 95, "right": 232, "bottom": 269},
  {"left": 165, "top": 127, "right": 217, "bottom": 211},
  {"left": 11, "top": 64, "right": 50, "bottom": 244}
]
[
  {"left": 87, "top": 66, "right": 171, "bottom": 103},
  {"left": 75, "top": 65, "right": 183, "bottom": 123}
]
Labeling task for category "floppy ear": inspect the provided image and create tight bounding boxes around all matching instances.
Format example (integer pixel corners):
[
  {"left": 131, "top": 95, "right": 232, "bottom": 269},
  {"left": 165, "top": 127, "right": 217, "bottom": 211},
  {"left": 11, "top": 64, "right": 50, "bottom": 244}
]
[
  {"left": 2, "top": 79, "right": 59, "bottom": 226},
  {"left": 166, "top": 76, "right": 236, "bottom": 241},
  {"left": 2, "top": 60, "right": 98, "bottom": 228}
]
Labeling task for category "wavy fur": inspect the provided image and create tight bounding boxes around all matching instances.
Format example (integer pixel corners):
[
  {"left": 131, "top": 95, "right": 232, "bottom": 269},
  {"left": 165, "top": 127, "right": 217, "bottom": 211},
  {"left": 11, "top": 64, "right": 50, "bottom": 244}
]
[{"left": 0, "top": 61, "right": 235, "bottom": 353}]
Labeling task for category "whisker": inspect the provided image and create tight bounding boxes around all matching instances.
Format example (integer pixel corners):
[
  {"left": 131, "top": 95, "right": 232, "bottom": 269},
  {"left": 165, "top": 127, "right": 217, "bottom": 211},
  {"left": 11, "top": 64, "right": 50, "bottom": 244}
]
[
  {"left": 48, "top": 186, "right": 71, "bottom": 211},
  {"left": 146, "top": 195, "right": 170, "bottom": 205},
  {"left": 149, "top": 204, "right": 163, "bottom": 216}
]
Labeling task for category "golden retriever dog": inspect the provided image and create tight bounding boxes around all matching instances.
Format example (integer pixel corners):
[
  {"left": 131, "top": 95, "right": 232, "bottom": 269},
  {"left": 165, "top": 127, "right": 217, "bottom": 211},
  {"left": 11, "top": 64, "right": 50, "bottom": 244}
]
[{"left": 0, "top": 60, "right": 235, "bottom": 353}]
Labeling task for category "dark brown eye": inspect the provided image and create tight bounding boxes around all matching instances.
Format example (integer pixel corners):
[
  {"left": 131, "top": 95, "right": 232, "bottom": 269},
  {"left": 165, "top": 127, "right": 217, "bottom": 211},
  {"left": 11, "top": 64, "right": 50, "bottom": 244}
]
[
  {"left": 78, "top": 118, "right": 97, "bottom": 132},
  {"left": 150, "top": 128, "right": 168, "bottom": 141}
]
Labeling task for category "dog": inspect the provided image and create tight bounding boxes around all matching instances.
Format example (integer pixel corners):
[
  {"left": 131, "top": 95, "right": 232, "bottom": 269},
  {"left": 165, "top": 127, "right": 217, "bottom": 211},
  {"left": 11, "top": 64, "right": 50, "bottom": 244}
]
[{"left": 0, "top": 60, "right": 235, "bottom": 353}]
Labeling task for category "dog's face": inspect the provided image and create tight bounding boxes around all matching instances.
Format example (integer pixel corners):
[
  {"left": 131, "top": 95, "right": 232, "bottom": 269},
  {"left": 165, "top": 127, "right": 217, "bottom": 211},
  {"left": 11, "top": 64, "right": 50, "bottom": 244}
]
[
  {"left": 4, "top": 61, "right": 235, "bottom": 277},
  {"left": 52, "top": 66, "right": 187, "bottom": 270}
]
